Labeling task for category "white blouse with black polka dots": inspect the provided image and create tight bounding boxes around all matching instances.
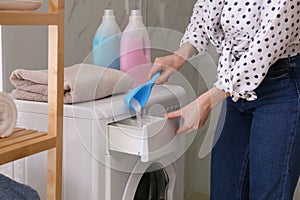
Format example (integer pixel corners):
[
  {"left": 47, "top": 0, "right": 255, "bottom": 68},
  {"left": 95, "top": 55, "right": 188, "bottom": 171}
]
[{"left": 181, "top": 0, "right": 300, "bottom": 101}]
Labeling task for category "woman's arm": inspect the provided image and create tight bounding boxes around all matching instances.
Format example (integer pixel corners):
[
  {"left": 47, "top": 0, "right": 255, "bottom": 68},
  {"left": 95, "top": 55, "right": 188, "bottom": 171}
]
[{"left": 166, "top": 87, "right": 229, "bottom": 134}]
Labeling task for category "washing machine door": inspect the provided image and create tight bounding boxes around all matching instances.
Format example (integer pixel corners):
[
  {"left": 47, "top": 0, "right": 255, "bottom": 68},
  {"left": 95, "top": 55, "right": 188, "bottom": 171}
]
[
  {"left": 122, "top": 162, "right": 177, "bottom": 200},
  {"left": 108, "top": 115, "right": 182, "bottom": 162}
]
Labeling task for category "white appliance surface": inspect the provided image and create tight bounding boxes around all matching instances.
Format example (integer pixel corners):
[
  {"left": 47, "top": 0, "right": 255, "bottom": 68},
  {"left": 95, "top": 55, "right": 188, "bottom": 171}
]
[
  {"left": 15, "top": 84, "right": 186, "bottom": 120},
  {"left": 1, "top": 85, "right": 186, "bottom": 200}
]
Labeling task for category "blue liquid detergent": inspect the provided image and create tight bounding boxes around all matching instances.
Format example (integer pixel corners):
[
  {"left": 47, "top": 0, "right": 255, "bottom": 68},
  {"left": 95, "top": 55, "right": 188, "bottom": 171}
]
[{"left": 92, "top": 34, "right": 120, "bottom": 70}]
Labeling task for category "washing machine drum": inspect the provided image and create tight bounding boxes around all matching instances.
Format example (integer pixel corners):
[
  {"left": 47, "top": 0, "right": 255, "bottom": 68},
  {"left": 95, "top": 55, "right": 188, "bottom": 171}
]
[{"left": 134, "top": 168, "right": 169, "bottom": 200}]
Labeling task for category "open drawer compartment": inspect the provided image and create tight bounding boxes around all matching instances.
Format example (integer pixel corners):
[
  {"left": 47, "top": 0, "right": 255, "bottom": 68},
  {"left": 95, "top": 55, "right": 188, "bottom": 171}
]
[{"left": 108, "top": 115, "right": 180, "bottom": 162}]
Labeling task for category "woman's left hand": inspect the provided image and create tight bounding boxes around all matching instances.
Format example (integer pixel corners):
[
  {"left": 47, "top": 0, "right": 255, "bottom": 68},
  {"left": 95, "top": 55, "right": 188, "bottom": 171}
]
[{"left": 165, "top": 87, "right": 230, "bottom": 134}]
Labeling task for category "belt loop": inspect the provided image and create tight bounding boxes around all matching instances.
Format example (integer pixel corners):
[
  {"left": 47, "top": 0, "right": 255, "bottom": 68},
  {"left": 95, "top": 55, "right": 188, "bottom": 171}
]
[
  {"left": 287, "top": 56, "right": 291, "bottom": 68},
  {"left": 290, "top": 54, "right": 299, "bottom": 62}
]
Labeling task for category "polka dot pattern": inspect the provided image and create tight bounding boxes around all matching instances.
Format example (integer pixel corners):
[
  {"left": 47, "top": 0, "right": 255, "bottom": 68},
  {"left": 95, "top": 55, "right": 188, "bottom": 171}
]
[{"left": 180, "top": 0, "right": 300, "bottom": 101}]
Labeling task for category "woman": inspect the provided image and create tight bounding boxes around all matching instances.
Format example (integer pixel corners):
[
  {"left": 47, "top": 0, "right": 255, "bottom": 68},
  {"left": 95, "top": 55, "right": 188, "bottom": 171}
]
[{"left": 149, "top": 0, "right": 300, "bottom": 199}]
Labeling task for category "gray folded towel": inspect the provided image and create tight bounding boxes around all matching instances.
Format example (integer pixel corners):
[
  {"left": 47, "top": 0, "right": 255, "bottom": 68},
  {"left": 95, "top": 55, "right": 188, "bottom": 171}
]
[
  {"left": 0, "top": 174, "right": 40, "bottom": 200},
  {"left": 10, "top": 63, "right": 134, "bottom": 104}
]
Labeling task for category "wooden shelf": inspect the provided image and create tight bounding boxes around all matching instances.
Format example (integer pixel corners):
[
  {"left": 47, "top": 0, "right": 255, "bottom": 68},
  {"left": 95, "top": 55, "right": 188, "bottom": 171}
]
[
  {"left": 0, "top": 128, "right": 56, "bottom": 165},
  {"left": 0, "top": 0, "right": 64, "bottom": 198},
  {"left": 0, "top": 11, "right": 58, "bottom": 25}
]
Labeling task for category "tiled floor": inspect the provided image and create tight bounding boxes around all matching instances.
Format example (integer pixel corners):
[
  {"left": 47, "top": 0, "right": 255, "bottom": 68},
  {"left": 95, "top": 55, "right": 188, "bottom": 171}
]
[
  {"left": 185, "top": 193, "right": 209, "bottom": 200},
  {"left": 185, "top": 191, "right": 300, "bottom": 200}
]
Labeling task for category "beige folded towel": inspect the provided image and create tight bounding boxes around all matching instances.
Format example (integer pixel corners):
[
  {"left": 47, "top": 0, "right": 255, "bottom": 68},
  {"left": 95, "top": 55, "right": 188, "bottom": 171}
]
[
  {"left": 10, "top": 63, "right": 134, "bottom": 104},
  {"left": 0, "top": 0, "right": 42, "bottom": 10},
  {"left": 0, "top": 92, "right": 17, "bottom": 138}
]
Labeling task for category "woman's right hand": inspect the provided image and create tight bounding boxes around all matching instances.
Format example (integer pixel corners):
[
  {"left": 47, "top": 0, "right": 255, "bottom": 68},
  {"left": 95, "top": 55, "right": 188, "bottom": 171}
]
[
  {"left": 148, "top": 43, "right": 198, "bottom": 84},
  {"left": 148, "top": 53, "right": 186, "bottom": 84}
]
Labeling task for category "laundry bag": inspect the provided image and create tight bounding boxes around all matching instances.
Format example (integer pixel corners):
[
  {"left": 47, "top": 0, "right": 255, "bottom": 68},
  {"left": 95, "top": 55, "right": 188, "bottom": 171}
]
[{"left": 0, "top": 174, "right": 41, "bottom": 200}]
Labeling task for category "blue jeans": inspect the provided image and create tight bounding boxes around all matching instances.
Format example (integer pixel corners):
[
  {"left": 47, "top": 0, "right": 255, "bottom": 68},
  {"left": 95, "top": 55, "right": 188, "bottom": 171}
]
[{"left": 211, "top": 55, "right": 300, "bottom": 200}]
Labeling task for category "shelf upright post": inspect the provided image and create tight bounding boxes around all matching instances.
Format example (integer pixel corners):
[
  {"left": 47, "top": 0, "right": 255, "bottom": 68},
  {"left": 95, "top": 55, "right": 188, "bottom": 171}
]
[{"left": 47, "top": 0, "right": 64, "bottom": 199}]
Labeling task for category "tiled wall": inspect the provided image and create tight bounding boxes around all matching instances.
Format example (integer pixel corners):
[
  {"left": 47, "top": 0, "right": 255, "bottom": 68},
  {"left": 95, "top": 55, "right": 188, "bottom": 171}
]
[{"left": 2, "top": 0, "right": 194, "bottom": 92}]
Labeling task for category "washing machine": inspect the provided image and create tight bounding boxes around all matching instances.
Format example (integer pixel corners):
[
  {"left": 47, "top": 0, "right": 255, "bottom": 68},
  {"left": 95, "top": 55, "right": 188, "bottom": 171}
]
[{"left": 0, "top": 84, "right": 186, "bottom": 200}]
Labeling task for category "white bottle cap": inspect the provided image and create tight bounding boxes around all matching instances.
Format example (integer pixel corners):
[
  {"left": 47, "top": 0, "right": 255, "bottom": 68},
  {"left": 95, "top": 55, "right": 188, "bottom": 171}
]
[
  {"left": 129, "top": 9, "right": 143, "bottom": 21},
  {"left": 104, "top": 9, "right": 114, "bottom": 16},
  {"left": 103, "top": 9, "right": 115, "bottom": 20},
  {"left": 130, "top": 10, "right": 141, "bottom": 17}
]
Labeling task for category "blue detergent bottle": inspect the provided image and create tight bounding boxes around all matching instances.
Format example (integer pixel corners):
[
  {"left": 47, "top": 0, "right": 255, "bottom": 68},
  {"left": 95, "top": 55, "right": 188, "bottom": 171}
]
[{"left": 92, "top": 9, "right": 121, "bottom": 69}]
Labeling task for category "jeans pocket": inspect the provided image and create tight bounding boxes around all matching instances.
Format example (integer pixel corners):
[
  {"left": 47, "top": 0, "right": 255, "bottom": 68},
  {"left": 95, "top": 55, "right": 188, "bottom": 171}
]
[{"left": 266, "top": 67, "right": 291, "bottom": 80}]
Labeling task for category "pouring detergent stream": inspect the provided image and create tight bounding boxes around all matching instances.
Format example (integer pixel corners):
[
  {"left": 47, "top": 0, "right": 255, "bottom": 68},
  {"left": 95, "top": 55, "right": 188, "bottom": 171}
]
[{"left": 124, "top": 72, "right": 161, "bottom": 126}]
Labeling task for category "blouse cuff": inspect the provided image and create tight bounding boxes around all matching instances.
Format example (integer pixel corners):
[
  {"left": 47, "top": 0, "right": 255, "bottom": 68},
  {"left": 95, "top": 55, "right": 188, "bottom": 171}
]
[
  {"left": 180, "top": 37, "right": 206, "bottom": 58},
  {"left": 214, "top": 74, "right": 258, "bottom": 102}
]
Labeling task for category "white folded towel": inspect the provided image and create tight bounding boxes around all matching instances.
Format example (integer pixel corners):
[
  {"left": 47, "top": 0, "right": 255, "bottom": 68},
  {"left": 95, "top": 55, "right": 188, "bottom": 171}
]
[{"left": 0, "top": 92, "right": 17, "bottom": 138}]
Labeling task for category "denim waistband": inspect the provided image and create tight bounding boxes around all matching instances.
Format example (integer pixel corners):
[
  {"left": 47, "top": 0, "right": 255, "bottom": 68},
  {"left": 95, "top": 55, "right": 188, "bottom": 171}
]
[
  {"left": 288, "top": 53, "right": 300, "bottom": 64},
  {"left": 272, "top": 53, "right": 300, "bottom": 68}
]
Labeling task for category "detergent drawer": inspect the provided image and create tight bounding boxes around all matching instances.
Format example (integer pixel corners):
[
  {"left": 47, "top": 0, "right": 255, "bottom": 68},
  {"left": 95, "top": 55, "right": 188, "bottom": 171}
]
[{"left": 108, "top": 115, "right": 179, "bottom": 162}]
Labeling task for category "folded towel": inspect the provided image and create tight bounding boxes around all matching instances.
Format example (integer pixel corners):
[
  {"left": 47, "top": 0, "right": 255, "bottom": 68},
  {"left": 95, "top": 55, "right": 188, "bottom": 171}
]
[
  {"left": 0, "top": 92, "right": 17, "bottom": 138},
  {"left": 0, "top": 174, "right": 40, "bottom": 200},
  {"left": 0, "top": 0, "right": 42, "bottom": 11},
  {"left": 10, "top": 63, "right": 134, "bottom": 104}
]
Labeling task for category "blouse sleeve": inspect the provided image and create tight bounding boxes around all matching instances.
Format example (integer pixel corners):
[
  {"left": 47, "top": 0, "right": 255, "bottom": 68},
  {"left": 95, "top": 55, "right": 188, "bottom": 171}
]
[
  {"left": 180, "top": 0, "right": 210, "bottom": 56},
  {"left": 214, "top": 0, "right": 300, "bottom": 102}
]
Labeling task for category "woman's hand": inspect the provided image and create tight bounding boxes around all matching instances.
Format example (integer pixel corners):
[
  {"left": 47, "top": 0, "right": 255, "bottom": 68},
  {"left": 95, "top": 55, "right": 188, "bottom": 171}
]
[
  {"left": 148, "top": 53, "right": 185, "bottom": 84},
  {"left": 166, "top": 94, "right": 211, "bottom": 134},
  {"left": 148, "top": 43, "right": 198, "bottom": 84},
  {"left": 166, "top": 87, "right": 230, "bottom": 134}
]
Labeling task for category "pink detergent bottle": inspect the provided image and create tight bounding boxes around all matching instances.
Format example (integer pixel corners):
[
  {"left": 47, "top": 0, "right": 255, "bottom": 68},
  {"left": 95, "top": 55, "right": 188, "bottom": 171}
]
[{"left": 120, "top": 10, "right": 151, "bottom": 88}]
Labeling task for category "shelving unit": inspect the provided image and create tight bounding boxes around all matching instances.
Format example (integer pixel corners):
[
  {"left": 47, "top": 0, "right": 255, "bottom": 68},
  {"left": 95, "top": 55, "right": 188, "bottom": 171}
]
[{"left": 0, "top": 0, "right": 64, "bottom": 199}]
